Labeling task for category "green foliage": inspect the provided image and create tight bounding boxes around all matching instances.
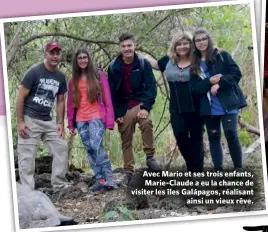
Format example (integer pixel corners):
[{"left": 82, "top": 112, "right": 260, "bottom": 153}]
[
  {"left": 5, "top": 4, "right": 259, "bottom": 172},
  {"left": 238, "top": 130, "right": 253, "bottom": 147},
  {"left": 103, "top": 210, "right": 118, "bottom": 221},
  {"left": 103, "top": 206, "right": 136, "bottom": 222}
]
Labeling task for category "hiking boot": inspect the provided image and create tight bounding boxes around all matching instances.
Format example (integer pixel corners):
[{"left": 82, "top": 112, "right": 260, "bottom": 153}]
[
  {"left": 234, "top": 167, "right": 245, "bottom": 172},
  {"left": 119, "top": 172, "right": 133, "bottom": 187},
  {"left": 89, "top": 181, "right": 104, "bottom": 192},
  {"left": 146, "top": 156, "right": 161, "bottom": 171}
]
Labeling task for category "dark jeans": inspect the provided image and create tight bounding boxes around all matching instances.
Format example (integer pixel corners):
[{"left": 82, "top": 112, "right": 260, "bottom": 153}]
[
  {"left": 266, "top": 142, "right": 268, "bottom": 176},
  {"left": 205, "top": 113, "right": 243, "bottom": 170},
  {"left": 170, "top": 111, "right": 205, "bottom": 172}
]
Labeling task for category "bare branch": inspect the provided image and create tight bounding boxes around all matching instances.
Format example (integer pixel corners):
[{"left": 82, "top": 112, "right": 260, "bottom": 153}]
[
  {"left": 154, "top": 97, "right": 168, "bottom": 133},
  {"left": 19, "top": 32, "right": 119, "bottom": 47}
]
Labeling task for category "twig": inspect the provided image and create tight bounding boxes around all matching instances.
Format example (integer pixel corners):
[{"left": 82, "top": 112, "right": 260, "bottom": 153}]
[
  {"left": 155, "top": 120, "right": 171, "bottom": 140},
  {"left": 165, "top": 146, "right": 178, "bottom": 170},
  {"left": 154, "top": 97, "right": 168, "bottom": 133}
]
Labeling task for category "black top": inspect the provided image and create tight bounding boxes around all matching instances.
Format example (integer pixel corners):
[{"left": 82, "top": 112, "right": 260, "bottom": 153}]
[
  {"left": 108, "top": 53, "right": 157, "bottom": 120},
  {"left": 190, "top": 48, "right": 247, "bottom": 115},
  {"left": 21, "top": 63, "right": 67, "bottom": 121}
]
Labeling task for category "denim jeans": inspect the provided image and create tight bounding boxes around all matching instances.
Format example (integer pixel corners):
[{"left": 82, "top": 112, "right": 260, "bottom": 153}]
[
  {"left": 170, "top": 111, "right": 205, "bottom": 172},
  {"left": 205, "top": 113, "right": 243, "bottom": 170},
  {"left": 77, "top": 119, "right": 113, "bottom": 181}
]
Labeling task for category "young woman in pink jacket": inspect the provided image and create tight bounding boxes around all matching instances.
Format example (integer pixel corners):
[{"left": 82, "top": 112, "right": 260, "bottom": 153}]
[{"left": 67, "top": 48, "right": 118, "bottom": 192}]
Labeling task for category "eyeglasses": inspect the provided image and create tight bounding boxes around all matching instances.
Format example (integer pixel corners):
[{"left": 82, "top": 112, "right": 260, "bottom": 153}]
[
  {"left": 77, "top": 56, "right": 88, "bottom": 61},
  {"left": 194, "top": 37, "right": 208, "bottom": 43}
]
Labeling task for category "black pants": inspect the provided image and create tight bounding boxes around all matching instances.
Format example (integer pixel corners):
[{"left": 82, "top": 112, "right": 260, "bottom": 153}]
[
  {"left": 266, "top": 142, "right": 268, "bottom": 176},
  {"left": 170, "top": 111, "right": 205, "bottom": 172},
  {"left": 205, "top": 113, "right": 243, "bottom": 170}
]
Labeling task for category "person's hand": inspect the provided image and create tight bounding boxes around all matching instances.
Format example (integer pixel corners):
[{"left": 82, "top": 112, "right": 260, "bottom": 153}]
[
  {"left": 69, "top": 128, "right": 77, "bottom": 136},
  {"left": 57, "top": 123, "right": 65, "bottom": 139},
  {"left": 209, "top": 74, "right": 222, "bottom": 85},
  {"left": 211, "top": 84, "right": 220, "bottom": 96},
  {"left": 137, "top": 109, "right": 149, "bottom": 119},
  {"left": 116, "top": 117, "right": 124, "bottom": 125},
  {"left": 18, "top": 121, "right": 29, "bottom": 139}
]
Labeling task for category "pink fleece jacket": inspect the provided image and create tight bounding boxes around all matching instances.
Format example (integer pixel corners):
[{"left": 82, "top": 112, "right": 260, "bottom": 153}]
[{"left": 67, "top": 71, "right": 115, "bottom": 130}]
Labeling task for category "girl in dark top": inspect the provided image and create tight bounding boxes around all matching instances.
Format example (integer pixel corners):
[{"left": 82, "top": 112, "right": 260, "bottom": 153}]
[
  {"left": 148, "top": 32, "right": 205, "bottom": 172},
  {"left": 190, "top": 28, "right": 247, "bottom": 171}
]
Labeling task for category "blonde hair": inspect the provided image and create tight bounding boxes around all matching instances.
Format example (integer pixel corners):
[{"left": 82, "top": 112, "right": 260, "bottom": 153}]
[{"left": 168, "top": 32, "right": 193, "bottom": 64}]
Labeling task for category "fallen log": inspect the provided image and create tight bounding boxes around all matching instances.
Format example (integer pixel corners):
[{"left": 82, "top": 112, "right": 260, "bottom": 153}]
[
  {"left": 238, "top": 116, "right": 260, "bottom": 136},
  {"left": 244, "top": 138, "right": 261, "bottom": 154}
]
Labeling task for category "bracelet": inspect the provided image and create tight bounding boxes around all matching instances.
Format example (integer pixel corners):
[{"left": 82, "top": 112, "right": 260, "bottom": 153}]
[{"left": 58, "top": 122, "right": 63, "bottom": 125}]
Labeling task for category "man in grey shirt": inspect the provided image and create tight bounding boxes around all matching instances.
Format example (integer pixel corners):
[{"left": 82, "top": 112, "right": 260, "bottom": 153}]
[{"left": 16, "top": 41, "right": 70, "bottom": 192}]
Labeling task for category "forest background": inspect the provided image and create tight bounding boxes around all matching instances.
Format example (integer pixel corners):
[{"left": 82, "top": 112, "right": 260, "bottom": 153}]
[{"left": 3, "top": 3, "right": 261, "bottom": 174}]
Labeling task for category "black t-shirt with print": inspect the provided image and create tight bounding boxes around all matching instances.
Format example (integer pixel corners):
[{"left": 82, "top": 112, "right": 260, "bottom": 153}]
[{"left": 21, "top": 63, "right": 67, "bottom": 121}]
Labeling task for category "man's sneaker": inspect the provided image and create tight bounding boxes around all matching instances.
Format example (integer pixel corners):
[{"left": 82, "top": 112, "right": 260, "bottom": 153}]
[
  {"left": 146, "top": 156, "right": 161, "bottom": 171},
  {"left": 52, "top": 183, "right": 74, "bottom": 201},
  {"left": 89, "top": 181, "right": 104, "bottom": 192},
  {"left": 53, "top": 183, "right": 73, "bottom": 194},
  {"left": 103, "top": 179, "right": 119, "bottom": 190},
  {"left": 119, "top": 172, "right": 133, "bottom": 187}
]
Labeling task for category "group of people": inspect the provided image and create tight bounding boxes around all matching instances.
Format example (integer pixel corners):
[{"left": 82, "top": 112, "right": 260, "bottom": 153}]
[{"left": 16, "top": 28, "right": 247, "bottom": 194}]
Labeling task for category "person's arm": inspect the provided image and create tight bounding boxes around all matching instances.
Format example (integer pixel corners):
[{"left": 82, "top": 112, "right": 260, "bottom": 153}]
[
  {"left": 107, "top": 65, "right": 123, "bottom": 123},
  {"left": 56, "top": 75, "right": 67, "bottom": 138},
  {"left": 100, "top": 71, "right": 115, "bottom": 129},
  {"left": 16, "top": 85, "right": 30, "bottom": 138},
  {"left": 56, "top": 94, "right": 65, "bottom": 138},
  {"left": 190, "top": 73, "right": 220, "bottom": 97},
  {"left": 67, "top": 79, "right": 75, "bottom": 131},
  {"left": 139, "top": 59, "right": 157, "bottom": 113},
  {"left": 157, "top": 55, "right": 169, "bottom": 72},
  {"left": 218, "top": 51, "right": 242, "bottom": 90},
  {"left": 142, "top": 55, "right": 160, "bottom": 70},
  {"left": 17, "top": 65, "right": 36, "bottom": 138},
  {"left": 142, "top": 54, "right": 170, "bottom": 72}
]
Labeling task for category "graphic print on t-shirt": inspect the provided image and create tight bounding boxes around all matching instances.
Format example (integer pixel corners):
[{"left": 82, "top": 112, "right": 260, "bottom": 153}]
[{"left": 33, "top": 78, "right": 60, "bottom": 108}]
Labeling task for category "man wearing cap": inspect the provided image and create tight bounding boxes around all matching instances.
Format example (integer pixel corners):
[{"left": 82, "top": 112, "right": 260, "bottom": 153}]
[{"left": 16, "top": 41, "right": 70, "bottom": 192}]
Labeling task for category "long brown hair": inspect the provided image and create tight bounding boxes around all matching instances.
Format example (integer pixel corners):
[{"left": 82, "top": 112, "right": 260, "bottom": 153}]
[
  {"left": 168, "top": 31, "right": 193, "bottom": 64},
  {"left": 71, "top": 48, "right": 104, "bottom": 108},
  {"left": 190, "top": 28, "right": 215, "bottom": 75}
]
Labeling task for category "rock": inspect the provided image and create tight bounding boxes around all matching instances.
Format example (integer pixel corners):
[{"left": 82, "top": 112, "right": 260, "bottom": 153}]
[
  {"left": 17, "top": 182, "right": 76, "bottom": 229},
  {"left": 75, "top": 182, "right": 89, "bottom": 193},
  {"left": 103, "top": 187, "right": 149, "bottom": 213},
  {"left": 170, "top": 212, "right": 181, "bottom": 217},
  {"left": 51, "top": 185, "right": 86, "bottom": 202}
]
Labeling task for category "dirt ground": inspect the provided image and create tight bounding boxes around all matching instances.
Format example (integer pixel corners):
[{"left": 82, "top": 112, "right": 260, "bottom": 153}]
[{"left": 20, "top": 148, "right": 265, "bottom": 227}]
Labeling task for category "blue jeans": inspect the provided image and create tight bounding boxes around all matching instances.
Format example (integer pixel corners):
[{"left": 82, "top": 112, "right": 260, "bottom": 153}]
[
  {"left": 205, "top": 113, "right": 243, "bottom": 170},
  {"left": 76, "top": 119, "right": 113, "bottom": 181}
]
